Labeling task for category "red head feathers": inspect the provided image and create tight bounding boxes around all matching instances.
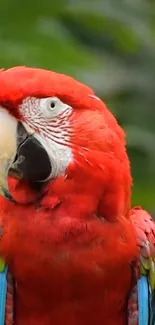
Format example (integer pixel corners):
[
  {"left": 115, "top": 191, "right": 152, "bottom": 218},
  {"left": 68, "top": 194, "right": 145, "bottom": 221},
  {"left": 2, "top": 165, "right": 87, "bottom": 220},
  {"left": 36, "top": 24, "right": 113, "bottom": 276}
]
[{"left": 0, "top": 66, "right": 131, "bottom": 220}]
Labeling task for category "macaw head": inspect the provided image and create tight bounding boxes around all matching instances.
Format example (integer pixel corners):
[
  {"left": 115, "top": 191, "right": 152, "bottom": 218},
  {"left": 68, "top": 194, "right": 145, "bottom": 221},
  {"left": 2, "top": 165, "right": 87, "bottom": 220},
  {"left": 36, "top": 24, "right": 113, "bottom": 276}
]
[{"left": 0, "top": 66, "right": 131, "bottom": 220}]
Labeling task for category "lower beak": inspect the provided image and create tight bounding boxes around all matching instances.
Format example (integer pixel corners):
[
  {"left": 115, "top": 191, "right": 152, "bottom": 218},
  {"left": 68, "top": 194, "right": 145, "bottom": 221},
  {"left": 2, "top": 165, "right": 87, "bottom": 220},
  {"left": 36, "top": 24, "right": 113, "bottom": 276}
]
[{"left": 0, "top": 109, "right": 52, "bottom": 202}]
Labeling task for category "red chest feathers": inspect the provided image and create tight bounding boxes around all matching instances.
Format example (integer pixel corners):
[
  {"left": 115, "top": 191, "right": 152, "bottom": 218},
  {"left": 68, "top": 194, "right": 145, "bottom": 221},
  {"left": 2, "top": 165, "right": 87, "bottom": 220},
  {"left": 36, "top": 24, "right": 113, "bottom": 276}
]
[{"left": 0, "top": 196, "right": 138, "bottom": 325}]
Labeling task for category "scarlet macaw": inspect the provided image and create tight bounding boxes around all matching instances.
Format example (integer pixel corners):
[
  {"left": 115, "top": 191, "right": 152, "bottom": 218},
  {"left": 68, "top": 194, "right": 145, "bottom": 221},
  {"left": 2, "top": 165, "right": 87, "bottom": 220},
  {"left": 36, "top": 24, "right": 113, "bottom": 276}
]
[{"left": 0, "top": 67, "right": 154, "bottom": 325}]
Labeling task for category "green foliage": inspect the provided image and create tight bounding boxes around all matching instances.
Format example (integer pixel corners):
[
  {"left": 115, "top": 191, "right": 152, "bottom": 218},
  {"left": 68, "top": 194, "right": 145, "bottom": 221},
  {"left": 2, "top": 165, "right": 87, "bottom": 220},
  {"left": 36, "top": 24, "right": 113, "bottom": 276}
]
[{"left": 0, "top": 0, "right": 154, "bottom": 211}]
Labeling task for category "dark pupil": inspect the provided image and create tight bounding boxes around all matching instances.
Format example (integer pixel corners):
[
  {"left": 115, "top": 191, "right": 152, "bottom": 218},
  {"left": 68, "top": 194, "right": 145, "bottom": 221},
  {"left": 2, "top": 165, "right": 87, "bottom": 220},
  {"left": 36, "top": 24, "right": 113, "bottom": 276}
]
[{"left": 50, "top": 101, "right": 55, "bottom": 108}]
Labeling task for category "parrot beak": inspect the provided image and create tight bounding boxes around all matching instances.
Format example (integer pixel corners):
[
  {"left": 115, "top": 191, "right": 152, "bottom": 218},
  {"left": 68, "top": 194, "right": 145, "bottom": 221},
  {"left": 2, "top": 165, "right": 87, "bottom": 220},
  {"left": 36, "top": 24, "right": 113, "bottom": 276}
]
[
  {"left": 0, "top": 108, "right": 52, "bottom": 202},
  {"left": 0, "top": 109, "right": 18, "bottom": 202}
]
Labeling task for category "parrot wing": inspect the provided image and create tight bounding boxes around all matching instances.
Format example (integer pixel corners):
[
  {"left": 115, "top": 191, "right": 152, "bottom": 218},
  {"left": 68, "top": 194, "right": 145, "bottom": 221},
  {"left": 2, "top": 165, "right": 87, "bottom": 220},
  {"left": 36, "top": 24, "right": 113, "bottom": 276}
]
[
  {"left": 0, "top": 218, "right": 14, "bottom": 325},
  {"left": 128, "top": 206, "right": 155, "bottom": 325}
]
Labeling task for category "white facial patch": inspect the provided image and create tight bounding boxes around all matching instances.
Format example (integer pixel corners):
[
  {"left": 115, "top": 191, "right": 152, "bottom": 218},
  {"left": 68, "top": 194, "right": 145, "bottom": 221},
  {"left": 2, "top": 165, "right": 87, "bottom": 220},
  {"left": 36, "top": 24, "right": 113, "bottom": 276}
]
[{"left": 19, "top": 97, "right": 73, "bottom": 179}]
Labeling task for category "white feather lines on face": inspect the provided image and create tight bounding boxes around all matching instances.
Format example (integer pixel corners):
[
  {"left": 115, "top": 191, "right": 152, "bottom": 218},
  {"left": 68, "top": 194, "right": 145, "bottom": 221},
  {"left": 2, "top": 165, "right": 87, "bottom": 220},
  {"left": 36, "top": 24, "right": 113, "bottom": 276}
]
[
  {"left": 19, "top": 96, "right": 73, "bottom": 144},
  {"left": 19, "top": 96, "right": 73, "bottom": 179}
]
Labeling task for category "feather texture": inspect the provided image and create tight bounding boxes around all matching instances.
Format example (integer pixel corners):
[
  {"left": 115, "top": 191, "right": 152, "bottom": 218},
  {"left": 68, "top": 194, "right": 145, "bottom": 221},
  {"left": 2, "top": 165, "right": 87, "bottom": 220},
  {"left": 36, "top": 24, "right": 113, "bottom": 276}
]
[
  {"left": 0, "top": 265, "right": 7, "bottom": 325},
  {"left": 129, "top": 207, "right": 155, "bottom": 325},
  {"left": 0, "top": 67, "right": 154, "bottom": 325}
]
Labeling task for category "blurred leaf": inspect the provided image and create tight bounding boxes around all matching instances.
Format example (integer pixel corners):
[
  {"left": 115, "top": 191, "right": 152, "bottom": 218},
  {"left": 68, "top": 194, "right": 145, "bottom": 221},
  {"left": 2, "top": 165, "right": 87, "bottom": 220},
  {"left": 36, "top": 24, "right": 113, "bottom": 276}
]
[{"left": 125, "top": 125, "right": 155, "bottom": 157}]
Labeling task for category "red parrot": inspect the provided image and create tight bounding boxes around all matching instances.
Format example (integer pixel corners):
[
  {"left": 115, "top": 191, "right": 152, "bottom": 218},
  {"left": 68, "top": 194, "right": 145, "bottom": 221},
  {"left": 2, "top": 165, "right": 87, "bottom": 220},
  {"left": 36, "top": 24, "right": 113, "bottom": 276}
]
[{"left": 0, "top": 66, "right": 154, "bottom": 325}]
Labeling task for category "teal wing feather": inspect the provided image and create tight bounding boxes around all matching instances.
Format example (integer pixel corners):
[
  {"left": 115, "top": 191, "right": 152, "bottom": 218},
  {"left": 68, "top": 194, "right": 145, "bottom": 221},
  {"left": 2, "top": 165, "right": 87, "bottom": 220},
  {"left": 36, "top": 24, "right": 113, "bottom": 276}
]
[
  {"left": 0, "top": 217, "right": 8, "bottom": 325},
  {"left": 129, "top": 207, "right": 155, "bottom": 325},
  {"left": 0, "top": 263, "right": 8, "bottom": 325}
]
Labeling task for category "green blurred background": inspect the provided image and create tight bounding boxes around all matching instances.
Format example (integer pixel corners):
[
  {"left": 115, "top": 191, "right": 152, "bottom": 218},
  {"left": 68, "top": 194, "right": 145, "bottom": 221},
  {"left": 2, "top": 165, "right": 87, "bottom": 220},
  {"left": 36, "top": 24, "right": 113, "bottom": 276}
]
[{"left": 0, "top": 0, "right": 154, "bottom": 212}]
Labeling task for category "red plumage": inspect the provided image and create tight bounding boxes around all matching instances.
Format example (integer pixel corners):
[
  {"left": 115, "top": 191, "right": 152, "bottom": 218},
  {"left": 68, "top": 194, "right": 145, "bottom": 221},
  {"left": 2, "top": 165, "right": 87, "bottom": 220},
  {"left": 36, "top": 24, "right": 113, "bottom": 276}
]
[
  {"left": 0, "top": 177, "right": 138, "bottom": 325},
  {"left": 0, "top": 67, "right": 154, "bottom": 325}
]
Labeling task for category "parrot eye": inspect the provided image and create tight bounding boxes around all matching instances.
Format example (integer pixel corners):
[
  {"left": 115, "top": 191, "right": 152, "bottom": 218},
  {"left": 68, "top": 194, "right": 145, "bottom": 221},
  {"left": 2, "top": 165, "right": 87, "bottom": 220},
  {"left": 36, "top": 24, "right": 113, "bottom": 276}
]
[
  {"left": 47, "top": 98, "right": 56, "bottom": 111},
  {"left": 49, "top": 101, "right": 56, "bottom": 109},
  {"left": 40, "top": 97, "right": 70, "bottom": 118}
]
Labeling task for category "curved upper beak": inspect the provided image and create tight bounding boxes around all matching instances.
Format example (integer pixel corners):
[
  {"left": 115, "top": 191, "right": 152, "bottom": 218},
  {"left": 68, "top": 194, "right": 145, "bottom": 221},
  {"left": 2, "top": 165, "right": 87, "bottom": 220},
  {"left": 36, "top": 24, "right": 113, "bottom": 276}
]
[
  {"left": 0, "top": 109, "right": 18, "bottom": 201},
  {"left": 0, "top": 108, "right": 52, "bottom": 202}
]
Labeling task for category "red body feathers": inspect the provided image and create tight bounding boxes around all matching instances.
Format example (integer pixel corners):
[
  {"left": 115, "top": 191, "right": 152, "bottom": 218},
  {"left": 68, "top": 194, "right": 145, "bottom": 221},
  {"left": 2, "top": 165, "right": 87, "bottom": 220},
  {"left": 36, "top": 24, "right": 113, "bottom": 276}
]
[
  {"left": 0, "top": 177, "right": 138, "bottom": 325},
  {"left": 0, "top": 67, "right": 153, "bottom": 325}
]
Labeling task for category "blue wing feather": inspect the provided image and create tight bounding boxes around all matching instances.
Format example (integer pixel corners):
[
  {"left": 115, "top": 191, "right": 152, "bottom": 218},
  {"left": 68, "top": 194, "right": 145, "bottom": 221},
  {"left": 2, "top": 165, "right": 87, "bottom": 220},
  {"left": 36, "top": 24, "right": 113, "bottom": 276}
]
[
  {"left": 130, "top": 207, "right": 155, "bottom": 325},
  {"left": 137, "top": 276, "right": 149, "bottom": 325},
  {"left": 0, "top": 266, "right": 8, "bottom": 325}
]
